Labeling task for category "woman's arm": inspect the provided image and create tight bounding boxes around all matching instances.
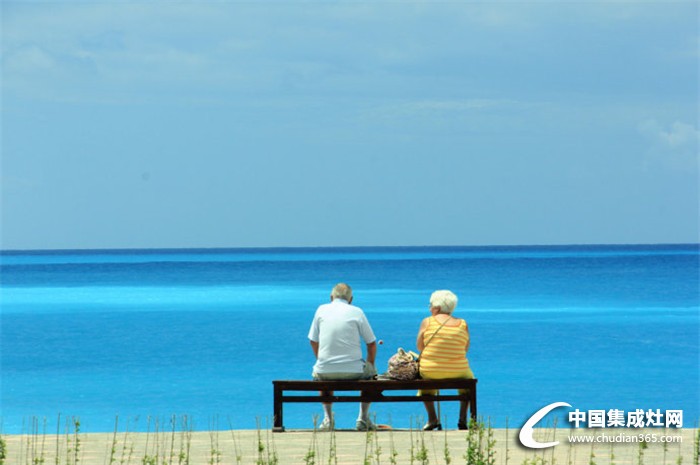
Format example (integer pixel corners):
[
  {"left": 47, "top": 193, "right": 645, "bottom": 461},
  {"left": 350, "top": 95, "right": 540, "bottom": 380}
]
[
  {"left": 464, "top": 321, "right": 470, "bottom": 352},
  {"left": 416, "top": 317, "right": 429, "bottom": 351}
]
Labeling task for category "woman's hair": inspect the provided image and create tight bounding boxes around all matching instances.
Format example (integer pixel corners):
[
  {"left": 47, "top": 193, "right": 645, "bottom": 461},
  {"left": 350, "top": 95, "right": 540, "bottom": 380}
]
[
  {"left": 331, "top": 283, "right": 353, "bottom": 301},
  {"left": 430, "top": 290, "right": 458, "bottom": 315}
]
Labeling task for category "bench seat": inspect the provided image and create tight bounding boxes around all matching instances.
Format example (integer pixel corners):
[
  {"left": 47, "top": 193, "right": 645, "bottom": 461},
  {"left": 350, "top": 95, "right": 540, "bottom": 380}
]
[{"left": 272, "top": 378, "right": 477, "bottom": 432}]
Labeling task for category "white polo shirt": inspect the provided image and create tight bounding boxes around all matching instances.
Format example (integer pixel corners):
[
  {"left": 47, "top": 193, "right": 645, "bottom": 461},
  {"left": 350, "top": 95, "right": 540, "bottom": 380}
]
[{"left": 308, "top": 298, "right": 376, "bottom": 374}]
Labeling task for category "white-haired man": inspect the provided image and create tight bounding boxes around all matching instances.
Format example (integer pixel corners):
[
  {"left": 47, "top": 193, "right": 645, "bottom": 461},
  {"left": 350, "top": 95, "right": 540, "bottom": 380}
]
[{"left": 308, "top": 283, "right": 378, "bottom": 431}]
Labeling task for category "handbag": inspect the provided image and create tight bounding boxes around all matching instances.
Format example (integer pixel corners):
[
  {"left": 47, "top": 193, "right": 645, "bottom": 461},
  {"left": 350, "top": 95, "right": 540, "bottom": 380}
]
[
  {"left": 386, "top": 316, "right": 452, "bottom": 380},
  {"left": 386, "top": 348, "right": 420, "bottom": 380}
]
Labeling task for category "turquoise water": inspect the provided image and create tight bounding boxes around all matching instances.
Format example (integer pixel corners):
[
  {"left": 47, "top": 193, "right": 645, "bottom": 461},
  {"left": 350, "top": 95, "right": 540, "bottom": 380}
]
[{"left": 1, "top": 245, "right": 698, "bottom": 433}]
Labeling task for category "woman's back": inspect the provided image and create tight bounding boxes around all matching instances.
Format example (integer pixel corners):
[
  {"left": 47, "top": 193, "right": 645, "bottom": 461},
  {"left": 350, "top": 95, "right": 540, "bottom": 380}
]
[{"left": 420, "top": 316, "right": 470, "bottom": 374}]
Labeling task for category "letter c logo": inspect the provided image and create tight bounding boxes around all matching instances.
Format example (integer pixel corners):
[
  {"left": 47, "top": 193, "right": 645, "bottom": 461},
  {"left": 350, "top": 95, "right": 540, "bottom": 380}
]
[{"left": 519, "top": 402, "right": 572, "bottom": 449}]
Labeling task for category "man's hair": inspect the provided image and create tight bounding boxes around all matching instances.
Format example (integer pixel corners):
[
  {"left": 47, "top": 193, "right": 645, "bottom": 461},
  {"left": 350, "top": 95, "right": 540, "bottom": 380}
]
[
  {"left": 331, "top": 283, "right": 353, "bottom": 301},
  {"left": 430, "top": 290, "right": 458, "bottom": 315}
]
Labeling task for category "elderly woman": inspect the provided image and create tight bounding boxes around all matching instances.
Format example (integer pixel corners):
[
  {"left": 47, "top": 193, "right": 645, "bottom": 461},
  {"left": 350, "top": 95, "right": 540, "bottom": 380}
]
[{"left": 416, "top": 290, "right": 474, "bottom": 431}]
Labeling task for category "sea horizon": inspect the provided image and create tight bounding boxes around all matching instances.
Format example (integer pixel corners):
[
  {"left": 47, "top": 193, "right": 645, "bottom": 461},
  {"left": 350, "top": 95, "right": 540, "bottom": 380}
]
[{"left": 2, "top": 241, "right": 699, "bottom": 254}]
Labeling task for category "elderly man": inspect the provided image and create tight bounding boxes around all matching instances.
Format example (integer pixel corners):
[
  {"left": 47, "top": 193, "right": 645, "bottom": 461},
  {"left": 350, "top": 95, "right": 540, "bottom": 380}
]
[{"left": 308, "top": 283, "right": 378, "bottom": 431}]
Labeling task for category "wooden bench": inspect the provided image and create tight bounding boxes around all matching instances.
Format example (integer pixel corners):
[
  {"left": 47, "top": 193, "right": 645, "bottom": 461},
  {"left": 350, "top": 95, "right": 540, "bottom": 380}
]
[{"left": 272, "top": 378, "right": 477, "bottom": 432}]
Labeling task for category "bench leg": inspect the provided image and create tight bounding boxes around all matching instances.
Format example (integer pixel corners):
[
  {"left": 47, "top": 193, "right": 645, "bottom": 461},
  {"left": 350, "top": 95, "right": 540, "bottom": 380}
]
[
  {"left": 273, "top": 385, "right": 285, "bottom": 432},
  {"left": 470, "top": 385, "right": 477, "bottom": 421}
]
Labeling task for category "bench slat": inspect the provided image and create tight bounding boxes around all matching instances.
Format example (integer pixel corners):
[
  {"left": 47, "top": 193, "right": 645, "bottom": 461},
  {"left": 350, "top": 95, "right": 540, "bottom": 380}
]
[
  {"left": 274, "top": 379, "right": 475, "bottom": 391},
  {"left": 282, "top": 395, "right": 469, "bottom": 403}
]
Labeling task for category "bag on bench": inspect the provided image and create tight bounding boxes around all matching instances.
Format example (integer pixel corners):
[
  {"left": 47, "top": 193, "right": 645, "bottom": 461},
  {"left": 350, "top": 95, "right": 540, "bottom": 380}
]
[{"left": 386, "top": 348, "right": 420, "bottom": 380}]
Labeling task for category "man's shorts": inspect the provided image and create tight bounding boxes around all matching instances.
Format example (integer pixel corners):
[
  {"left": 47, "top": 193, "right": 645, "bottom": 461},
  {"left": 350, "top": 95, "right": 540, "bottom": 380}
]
[{"left": 313, "top": 362, "right": 376, "bottom": 381}]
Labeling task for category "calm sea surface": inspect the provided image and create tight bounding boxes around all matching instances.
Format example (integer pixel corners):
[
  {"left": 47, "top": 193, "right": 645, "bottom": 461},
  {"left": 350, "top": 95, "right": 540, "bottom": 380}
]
[{"left": 1, "top": 245, "right": 698, "bottom": 433}]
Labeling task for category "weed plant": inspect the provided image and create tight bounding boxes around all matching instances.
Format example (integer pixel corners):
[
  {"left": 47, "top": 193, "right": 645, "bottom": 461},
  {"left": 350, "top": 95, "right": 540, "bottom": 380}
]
[
  {"left": 64, "top": 417, "right": 81, "bottom": 465},
  {"left": 637, "top": 439, "right": 648, "bottom": 465},
  {"left": 387, "top": 425, "right": 398, "bottom": 465},
  {"left": 362, "top": 427, "right": 373, "bottom": 465},
  {"left": 464, "top": 418, "right": 496, "bottom": 465},
  {"left": 179, "top": 416, "right": 193, "bottom": 465},
  {"left": 609, "top": 441, "right": 616, "bottom": 465},
  {"left": 208, "top": 429, "right": 221, "bottom": 465},
  {"left": 302, "top": 416, "right": 319, "bottom": 465},
  {"left": 443, "top": 426, "right": 452, "bottom": 465},
  {"left": 414, "top": 419, "right": 429, "bottom": 465},
  {"left": 107, "top": 416, "right": 119, "bottom": 465},
  {"left": 0, "top": 433, "right": 6, "bottom": 465},
  {"left": 324, "top": 423, "right": 337, "bottom": 465},
  {"left": 227, "top": 418, "right": 243, "bottom": 465},
  {"left": 505, "top": 417, "right": 510, "bottom": 465}
]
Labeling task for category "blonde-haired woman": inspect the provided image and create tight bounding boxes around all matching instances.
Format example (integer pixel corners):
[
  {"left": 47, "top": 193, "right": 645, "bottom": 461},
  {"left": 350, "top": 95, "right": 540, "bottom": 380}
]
[{"left": 416, "top": 290, "right": 474, "bottom": 430}]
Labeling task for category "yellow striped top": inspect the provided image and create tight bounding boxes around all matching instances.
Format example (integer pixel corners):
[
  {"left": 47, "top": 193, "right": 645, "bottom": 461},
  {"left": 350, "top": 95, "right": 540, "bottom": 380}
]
[{"left": 420, "top": 317, "right": 470, "bottom": 373}]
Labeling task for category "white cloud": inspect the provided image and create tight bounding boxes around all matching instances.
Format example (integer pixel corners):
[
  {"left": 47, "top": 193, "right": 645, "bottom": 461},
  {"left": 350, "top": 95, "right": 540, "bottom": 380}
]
[
  {"left": 659, "top": 121, "right": 699, "bottom": 149},
  {"left": 639, "top": 119, "right": 699, "bottom": 149},
  {"left": 3, "top": 45, "right": 56, "bottom": 72},
  {"left": 638, "top": 119, "right": 699, "bottom": 171},
  {"left": 371, "top": 98, "right": 523, "bottom": 118}
]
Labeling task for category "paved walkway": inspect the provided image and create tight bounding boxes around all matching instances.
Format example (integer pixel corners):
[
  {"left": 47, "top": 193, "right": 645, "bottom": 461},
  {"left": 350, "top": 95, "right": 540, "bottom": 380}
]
[{"left": 3, "top": 427, "right": 696, "bottom": 464}]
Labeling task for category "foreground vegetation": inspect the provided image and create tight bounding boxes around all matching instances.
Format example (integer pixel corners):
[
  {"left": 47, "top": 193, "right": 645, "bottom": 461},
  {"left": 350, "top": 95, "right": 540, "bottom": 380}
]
[{"left": 1, "top": 415, "right": 698, "bottom": 465}]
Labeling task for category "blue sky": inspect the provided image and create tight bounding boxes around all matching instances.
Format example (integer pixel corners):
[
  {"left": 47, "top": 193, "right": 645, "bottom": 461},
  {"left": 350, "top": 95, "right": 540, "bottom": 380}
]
[{"left": 1, "top": 2, "right": 698, "bottom": 250}]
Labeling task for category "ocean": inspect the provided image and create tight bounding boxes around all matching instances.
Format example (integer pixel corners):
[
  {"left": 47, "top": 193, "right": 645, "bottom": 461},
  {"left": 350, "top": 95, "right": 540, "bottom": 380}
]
[{"left": 1, "top": 245, "right": 698, "bottom": 433}]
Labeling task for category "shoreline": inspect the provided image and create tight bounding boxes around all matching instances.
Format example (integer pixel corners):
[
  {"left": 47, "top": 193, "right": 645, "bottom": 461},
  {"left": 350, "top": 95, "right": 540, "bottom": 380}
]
[{"left": 3, "top": 427, "right": 697, "bottom": 465}]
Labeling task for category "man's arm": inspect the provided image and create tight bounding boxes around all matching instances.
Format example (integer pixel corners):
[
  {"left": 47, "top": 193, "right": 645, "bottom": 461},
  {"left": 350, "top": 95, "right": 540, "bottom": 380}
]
[
  {"left": 310, "top": 340, "right": 319, "bottom": 358},
  {"left": 366, "top": 341, "right": 377, "bottom": 365}
]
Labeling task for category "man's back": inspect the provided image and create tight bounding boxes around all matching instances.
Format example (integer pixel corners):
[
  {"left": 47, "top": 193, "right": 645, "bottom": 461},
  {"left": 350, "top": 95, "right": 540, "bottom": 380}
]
[
  {"left": 308, "top": 299, "right": 375, "bottom": 374},
  {"left": 307, "top": 283, "right": 379, "bottom": 431}
]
